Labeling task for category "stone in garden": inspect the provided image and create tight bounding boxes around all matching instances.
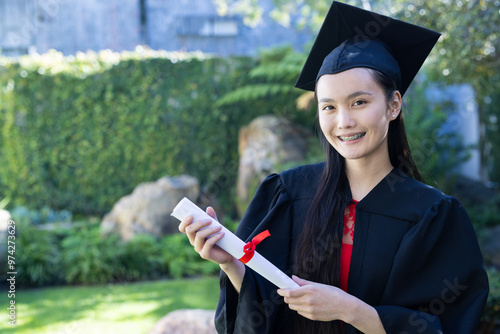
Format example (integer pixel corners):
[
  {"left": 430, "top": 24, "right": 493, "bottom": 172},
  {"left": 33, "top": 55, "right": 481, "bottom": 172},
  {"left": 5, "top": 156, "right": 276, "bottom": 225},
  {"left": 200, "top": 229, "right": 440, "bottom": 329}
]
[
  {"left": 148, "top": 309, "right": 216, "bottom": 334},
  {"left": 480, "top": 224, "right": 500, "bottom": 267},
  {"left": 237, "top": 115, "right": 310, "bottom": 214},
  {"left": 101, "top": 175, "right": 200, "bottom": 241},
  {"left": 452, "top": 176, "right": 496, "bottom": 206}
]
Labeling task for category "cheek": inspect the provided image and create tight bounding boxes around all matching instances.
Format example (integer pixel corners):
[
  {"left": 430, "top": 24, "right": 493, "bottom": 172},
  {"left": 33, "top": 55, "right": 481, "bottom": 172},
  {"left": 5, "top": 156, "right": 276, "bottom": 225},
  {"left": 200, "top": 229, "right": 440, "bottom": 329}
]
[{"left": 318, "top": 114, "right": 333, "bottom": 135}]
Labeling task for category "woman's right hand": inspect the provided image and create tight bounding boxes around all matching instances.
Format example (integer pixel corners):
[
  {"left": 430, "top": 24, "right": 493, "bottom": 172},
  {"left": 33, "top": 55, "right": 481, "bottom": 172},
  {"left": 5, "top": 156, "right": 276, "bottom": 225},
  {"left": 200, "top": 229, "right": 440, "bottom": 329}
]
[{"left": 178, "top": 206, "right": 235, "bottom": 266}]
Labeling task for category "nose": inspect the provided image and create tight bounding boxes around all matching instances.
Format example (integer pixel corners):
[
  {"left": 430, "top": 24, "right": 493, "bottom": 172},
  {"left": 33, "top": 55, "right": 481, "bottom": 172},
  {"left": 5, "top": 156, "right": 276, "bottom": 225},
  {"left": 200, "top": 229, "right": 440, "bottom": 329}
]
[{"left": 337, "top": 108, "right": 355, "bottom": 129}]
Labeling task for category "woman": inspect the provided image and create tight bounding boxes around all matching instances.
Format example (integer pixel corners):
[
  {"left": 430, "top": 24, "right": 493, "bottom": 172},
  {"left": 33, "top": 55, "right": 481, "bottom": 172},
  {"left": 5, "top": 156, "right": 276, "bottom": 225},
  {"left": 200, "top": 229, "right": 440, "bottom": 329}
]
[{"left": 179, "top": 2, "right": 489, "bottom": 333}]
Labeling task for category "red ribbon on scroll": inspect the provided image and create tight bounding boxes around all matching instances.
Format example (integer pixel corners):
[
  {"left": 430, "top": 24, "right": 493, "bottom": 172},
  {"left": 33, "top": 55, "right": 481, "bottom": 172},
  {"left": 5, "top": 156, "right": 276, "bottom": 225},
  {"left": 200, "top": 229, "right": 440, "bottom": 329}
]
[{"left": 238, "top": 230, "right": 271, "bottom": 264}]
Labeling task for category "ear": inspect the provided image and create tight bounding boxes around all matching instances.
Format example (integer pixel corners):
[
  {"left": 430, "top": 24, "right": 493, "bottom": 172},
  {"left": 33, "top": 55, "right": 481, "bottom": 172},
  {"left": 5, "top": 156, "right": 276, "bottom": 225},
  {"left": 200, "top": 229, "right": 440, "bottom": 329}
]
[{"left": 389, "top": 91, "right": 402, "bottom": 120}]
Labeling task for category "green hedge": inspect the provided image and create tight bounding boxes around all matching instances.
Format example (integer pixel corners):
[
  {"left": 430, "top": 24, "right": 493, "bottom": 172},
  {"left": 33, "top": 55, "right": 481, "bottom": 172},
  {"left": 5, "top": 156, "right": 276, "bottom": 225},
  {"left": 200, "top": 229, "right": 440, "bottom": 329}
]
[
  {"left": 0, "top": 49, "right": 301, "bottom": 215},
  {"left": 11, "top": 220, "right": 220, "bottom": 287}
]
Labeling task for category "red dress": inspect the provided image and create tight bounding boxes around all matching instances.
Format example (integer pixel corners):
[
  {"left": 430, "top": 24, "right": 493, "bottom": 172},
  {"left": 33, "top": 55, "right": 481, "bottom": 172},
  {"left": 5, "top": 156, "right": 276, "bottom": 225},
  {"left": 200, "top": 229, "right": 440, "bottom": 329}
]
[{"left": 340, "top": 200, "right": 358, "bottom": 292}]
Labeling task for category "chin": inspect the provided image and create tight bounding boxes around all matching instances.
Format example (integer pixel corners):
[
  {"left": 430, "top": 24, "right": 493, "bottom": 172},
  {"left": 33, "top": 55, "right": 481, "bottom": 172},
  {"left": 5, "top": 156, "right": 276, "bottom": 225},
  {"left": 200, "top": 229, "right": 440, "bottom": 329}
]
[{"left": 338, "top": 151, "right": 365, "bottom": 160}]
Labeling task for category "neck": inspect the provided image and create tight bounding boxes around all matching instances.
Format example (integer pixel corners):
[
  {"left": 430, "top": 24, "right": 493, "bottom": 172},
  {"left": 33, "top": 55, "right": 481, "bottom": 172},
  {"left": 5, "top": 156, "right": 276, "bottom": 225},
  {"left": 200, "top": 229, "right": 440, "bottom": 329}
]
[{"left": 345, "top": 155, "right": 393, "bottom": 201}]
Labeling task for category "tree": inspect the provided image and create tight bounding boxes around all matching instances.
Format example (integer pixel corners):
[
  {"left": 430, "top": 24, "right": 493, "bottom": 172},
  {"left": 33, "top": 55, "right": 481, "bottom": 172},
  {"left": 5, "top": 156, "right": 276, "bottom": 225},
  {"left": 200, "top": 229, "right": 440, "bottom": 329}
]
[{"left": 213, "top": 0, "right": 500, "bottom": 183}]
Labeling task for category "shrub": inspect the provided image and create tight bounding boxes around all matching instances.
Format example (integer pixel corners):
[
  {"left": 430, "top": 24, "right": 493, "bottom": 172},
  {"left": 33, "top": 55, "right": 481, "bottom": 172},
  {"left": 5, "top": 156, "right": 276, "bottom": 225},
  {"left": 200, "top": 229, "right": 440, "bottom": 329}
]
[
  {"left": 467, "top": 194, "right": 500, "bottom": 230},
  {"left": 160, "top": 233, "right": 219, "bottom": 279},
  {"left": 61, "top": 226, "right": 124, "bottom": 285},
  {"left": 0, "top": 49, "right": 288, "bottom": 216},
  {"left": 478, "top": 266, "right": 500, "bottom": 333},
  {"left": 15, "top": 222, "right": 63, "bottom": 287},
  {"left": 117, "top": 234, "right": 164, "bottom": 281},
  {"left": 404, "top": 81, "right": 470, "bottom": 189}
]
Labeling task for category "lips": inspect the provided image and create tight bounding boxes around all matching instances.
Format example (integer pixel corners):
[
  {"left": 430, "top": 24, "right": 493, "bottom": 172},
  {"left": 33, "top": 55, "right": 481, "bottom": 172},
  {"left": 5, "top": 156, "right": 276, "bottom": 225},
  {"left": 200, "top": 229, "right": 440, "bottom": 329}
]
[{"left": 338, "top": 132, "right": 366, "bottom": 142}]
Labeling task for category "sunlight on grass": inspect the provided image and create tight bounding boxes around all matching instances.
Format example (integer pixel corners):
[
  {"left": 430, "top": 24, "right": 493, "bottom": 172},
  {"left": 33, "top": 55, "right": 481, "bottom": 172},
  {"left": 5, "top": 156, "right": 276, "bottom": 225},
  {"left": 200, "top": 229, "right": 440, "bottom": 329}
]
[{"left": 0, "top": 276, "right": 220, "bottom": 334}]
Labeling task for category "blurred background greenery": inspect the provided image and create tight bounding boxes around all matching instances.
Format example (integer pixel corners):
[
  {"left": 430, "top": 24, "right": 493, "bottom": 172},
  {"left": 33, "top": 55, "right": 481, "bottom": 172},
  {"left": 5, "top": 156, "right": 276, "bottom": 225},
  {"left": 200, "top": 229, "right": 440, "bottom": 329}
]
[{"left": 0, "top": 0, "right": 498, "bottom": 333}]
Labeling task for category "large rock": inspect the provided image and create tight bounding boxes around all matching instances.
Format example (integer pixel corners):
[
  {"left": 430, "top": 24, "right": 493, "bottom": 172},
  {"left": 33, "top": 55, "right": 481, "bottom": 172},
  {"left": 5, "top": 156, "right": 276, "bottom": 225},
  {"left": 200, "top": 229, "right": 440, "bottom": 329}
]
[
  {"left": 452, "top": 176, "right": 497, "bottom": 206},
  {"left": 148, "top": 309, "right": 216, "bottom": 334},
  {"left": 237, "top": 115, "right": 310, "bottom": 213},
  {"left": 481, "top": 225, "right": 500, "bottom": 267},
  {"left": 101, "top": 175, "right": 200, "bottom": 241}
]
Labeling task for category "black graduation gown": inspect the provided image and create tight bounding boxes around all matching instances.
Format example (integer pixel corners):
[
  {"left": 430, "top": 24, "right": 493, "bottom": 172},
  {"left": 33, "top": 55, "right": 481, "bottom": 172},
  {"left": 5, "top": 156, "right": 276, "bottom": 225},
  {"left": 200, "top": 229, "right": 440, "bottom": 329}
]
[{"left": 215, "top": 163, "right": 489, "bottom": 334}]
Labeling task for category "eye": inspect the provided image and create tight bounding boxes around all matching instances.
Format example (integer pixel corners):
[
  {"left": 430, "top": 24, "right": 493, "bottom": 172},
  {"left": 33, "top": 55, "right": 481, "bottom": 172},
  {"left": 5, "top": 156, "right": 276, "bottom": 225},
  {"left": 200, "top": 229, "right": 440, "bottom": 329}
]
[
  {"left": 321, "top": 105, "right": 336, "bottom": 111},
  {"left": 353, "top": 100, "right": 366, "bottom": 106}
]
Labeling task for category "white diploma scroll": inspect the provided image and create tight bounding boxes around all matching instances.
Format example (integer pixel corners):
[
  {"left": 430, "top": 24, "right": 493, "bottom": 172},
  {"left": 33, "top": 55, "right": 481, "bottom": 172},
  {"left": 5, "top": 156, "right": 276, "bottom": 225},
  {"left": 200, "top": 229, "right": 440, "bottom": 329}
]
[{"left": 171, "top": 197, "right": 299, "bottom": 289}]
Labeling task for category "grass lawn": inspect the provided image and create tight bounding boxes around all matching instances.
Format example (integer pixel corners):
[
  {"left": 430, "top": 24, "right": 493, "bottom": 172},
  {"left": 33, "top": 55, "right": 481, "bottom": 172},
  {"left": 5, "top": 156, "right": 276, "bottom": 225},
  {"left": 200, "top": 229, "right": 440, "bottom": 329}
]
[{"left": 1, "top": 276, "right": 220, "bottom": 334}]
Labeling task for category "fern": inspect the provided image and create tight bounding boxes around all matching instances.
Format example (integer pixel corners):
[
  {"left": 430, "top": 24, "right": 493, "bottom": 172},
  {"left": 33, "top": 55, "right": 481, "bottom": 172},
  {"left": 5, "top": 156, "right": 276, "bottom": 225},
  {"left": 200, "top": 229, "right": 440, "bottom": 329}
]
[
  {"left": 216, "top": 45, "right": 308, "bottom": 114},
  {"left": 216, "top": 84, "right": 297, "bottom": 106}
]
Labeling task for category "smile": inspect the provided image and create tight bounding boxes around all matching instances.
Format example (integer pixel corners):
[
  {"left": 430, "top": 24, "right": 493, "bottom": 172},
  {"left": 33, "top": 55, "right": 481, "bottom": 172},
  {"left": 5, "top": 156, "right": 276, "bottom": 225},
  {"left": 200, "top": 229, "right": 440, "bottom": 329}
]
[{"left": 338, "top": 133, "right": 366, "bottom": 142}]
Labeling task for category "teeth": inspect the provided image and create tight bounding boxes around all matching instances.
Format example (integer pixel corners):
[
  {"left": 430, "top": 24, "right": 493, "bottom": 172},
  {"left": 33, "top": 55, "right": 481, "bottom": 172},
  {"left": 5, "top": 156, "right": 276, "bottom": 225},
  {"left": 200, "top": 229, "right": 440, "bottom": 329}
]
[{"left": 339, "top": 133, "right": 365, "bottom": 141}]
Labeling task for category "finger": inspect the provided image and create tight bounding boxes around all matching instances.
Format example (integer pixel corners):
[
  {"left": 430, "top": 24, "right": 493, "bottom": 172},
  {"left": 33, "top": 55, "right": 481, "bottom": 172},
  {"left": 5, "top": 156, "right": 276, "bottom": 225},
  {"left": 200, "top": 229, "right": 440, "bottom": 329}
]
[
  {"left": 285, "top": 287, "right": 307, "bottom": 299},
  {"left": 193, "top": 225, "right": 223, "bottom": 252},
  {"left": 199, "top": 232, "right": 225, "bottom": 259},
  {"left": 287, "top": 303, "right": 301, "bottom": 312},
  {"left": 292, "top": 275, "right": 312, "bottom": 287},
  {"left": 277, "top": 289, "right": 290, "bottom": 297},
  {"left": 185, "top": 219, "right": 212, "bottom": 244},
  {"left": 206, "top": 206, "right": 218, "bottom": 221},
  {"left": 203, "top": 230, "right": 225, "bottom": 248},
  {"left": 178, "top": 215, "right": 193, "bottom": 233}
]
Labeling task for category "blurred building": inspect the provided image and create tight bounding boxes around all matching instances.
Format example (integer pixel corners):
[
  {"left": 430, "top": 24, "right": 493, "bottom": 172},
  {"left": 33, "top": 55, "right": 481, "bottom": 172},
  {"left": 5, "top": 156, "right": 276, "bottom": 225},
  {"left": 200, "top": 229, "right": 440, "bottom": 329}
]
[{"left": 0, "top": 0, "right": 312, "bottom": 57}]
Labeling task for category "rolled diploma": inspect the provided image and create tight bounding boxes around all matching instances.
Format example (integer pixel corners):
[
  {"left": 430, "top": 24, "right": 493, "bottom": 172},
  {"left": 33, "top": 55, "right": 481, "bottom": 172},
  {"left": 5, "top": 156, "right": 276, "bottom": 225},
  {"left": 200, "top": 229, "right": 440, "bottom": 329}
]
[{"left": 171, "top": 197, "right": 299, "bottom": 289}]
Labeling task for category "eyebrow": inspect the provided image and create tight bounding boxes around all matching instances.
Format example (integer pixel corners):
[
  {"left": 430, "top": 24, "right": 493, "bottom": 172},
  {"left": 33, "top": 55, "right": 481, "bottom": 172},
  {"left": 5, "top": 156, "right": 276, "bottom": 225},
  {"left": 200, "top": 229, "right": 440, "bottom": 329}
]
[{"left": 318, "top": 91, "right": 374, "bottom": 103}]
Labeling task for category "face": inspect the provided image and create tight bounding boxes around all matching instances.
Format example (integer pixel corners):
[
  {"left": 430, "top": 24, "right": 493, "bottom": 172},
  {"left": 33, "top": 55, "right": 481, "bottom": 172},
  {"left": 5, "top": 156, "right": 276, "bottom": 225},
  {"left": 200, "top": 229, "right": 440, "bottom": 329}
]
[{"left": 316, "top": 68, "right": 401, "bottom": 164}]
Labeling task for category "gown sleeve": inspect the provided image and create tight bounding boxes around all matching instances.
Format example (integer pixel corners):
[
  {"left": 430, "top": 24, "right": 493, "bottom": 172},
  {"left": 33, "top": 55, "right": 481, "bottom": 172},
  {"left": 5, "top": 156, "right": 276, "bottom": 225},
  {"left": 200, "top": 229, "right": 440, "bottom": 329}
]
[
  {"left": 214, "top": 173, "right": 296, "bottom": 334},
  {"left": 374, "top": 196, "right": 489, "bottom": 334}
]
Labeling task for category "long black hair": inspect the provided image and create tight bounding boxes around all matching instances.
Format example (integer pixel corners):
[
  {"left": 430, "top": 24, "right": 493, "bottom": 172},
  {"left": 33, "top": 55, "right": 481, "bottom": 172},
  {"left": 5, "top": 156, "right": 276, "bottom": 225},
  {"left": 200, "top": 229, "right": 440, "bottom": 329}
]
[{"left": 293, "top": 68, "right": 422, "bottom": 334}]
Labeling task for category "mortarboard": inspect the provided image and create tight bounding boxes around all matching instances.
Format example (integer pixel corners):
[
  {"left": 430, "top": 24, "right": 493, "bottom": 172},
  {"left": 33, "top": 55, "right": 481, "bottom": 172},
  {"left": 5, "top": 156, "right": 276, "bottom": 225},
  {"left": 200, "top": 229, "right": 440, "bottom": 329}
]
[{"left": 295, "top": 1, "right": 441, "bottom": 96}]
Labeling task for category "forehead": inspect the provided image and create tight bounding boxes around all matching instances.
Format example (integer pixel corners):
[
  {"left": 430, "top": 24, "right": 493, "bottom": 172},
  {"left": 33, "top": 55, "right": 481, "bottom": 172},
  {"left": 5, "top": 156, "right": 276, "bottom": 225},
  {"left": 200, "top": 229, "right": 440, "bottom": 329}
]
[{"left": 316, "top": 68, "right": 383, "bottom": 99}]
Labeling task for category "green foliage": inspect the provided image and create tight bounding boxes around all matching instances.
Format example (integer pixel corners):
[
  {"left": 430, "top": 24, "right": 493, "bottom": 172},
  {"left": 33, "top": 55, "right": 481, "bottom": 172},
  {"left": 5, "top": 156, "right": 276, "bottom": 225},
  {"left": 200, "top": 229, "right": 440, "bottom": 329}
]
[
  {"left": 482, "top": 92, "right": 500, "bottom": 185},
  {"left": 0, "top": 197, "right": 10, "bottom": 210},
  {"left": 118, "top": 234, "right": 164, "bottom": 281},
  {"left": 15, "top": 214, "right": 222, "bottom": 287},
  {"left": 468, "top": 194, "right": 500, "bottom": 230},
  {"left": 160, "top": 233, "right": 220, "bottom": 279},
  {"left": 0, "top": 50, "right": 268, "bottom": 215},
  {"left": 61, "top": 227, "right": 123, "bottom": 285},
  {"left": 479, "top": 267, "right": 500, "bottom": 333},
  {"left": 404, "top": 80, "right": 470, "bottom": 188},
  {"left": 217, "top": 46, "right": 315, "bottom": 126},
  {"left": 15, "top": 222, "right": 63, "bottom": 287},
  {"left": 216, "top": 0, "right": 500, "bottom": 186},
  {"left": 221, "top": 216, "right": 240, "bottom": 233}
]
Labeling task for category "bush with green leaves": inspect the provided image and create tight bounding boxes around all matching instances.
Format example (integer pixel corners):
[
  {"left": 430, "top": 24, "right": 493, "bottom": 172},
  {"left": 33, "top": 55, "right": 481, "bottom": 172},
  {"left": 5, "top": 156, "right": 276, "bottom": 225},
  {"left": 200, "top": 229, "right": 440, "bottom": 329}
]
[
  {"left": 15, "top": 222, "right": 63, "bottom": 287},
  {"left": 160, "top": 233, "right": 219, "bottom": 279},
  {"left": 0, "top": 49, "right": 288, "bottom": 216},
  {"left": 403, "top": 81, "right": 470, "bottom": 189},
  {"left": 117, "top": 234, "right": 164, "bottom": 281},
  {"left": 478, "top": 267, "right": 500, "bottom": 333},
  {"left": 220, "top": 46, "right": 471, "bottom": 193},
  {"left": 467, "top": 194, "right": 500, "bottom": 230},
  {"left": 61, "top": 226, "right": 124, "bottom": 285},
  {"left": 13, "top": 216, "right": 222, "bottom": 287}
]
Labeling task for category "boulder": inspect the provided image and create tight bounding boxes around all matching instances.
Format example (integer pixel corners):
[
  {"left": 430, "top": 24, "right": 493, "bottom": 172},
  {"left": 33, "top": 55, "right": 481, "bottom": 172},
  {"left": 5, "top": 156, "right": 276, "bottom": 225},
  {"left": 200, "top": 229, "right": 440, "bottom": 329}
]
[
  {"left": 452, "top": 176, "right": 497, "bottom": 206},
  {"left": 481, "top": 225, "right": 500, "bottom": 267},
  {"left": 101, "top": 175, "right": 199, "bottom": 241},
  {"left": 237, "top": 115, "right": 310, "bottom": 214},
  {"left": 148, "top": 309, "right": 216, "bottom": 334}
]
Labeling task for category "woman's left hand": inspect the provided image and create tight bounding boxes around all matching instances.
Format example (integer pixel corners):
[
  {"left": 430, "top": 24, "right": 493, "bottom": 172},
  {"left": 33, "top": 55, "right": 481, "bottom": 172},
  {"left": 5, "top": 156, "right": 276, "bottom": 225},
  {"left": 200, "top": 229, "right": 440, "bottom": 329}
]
[{"left": 277, "top": 275, "right": 353, "bottom": 322}]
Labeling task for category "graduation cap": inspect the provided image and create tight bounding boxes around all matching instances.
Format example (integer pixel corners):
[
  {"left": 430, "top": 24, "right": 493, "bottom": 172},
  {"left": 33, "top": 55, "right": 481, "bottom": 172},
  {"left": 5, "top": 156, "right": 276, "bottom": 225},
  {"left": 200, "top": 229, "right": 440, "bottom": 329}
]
[{"left": 295, "top": 1, "right": 441, "bottom": 96}]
